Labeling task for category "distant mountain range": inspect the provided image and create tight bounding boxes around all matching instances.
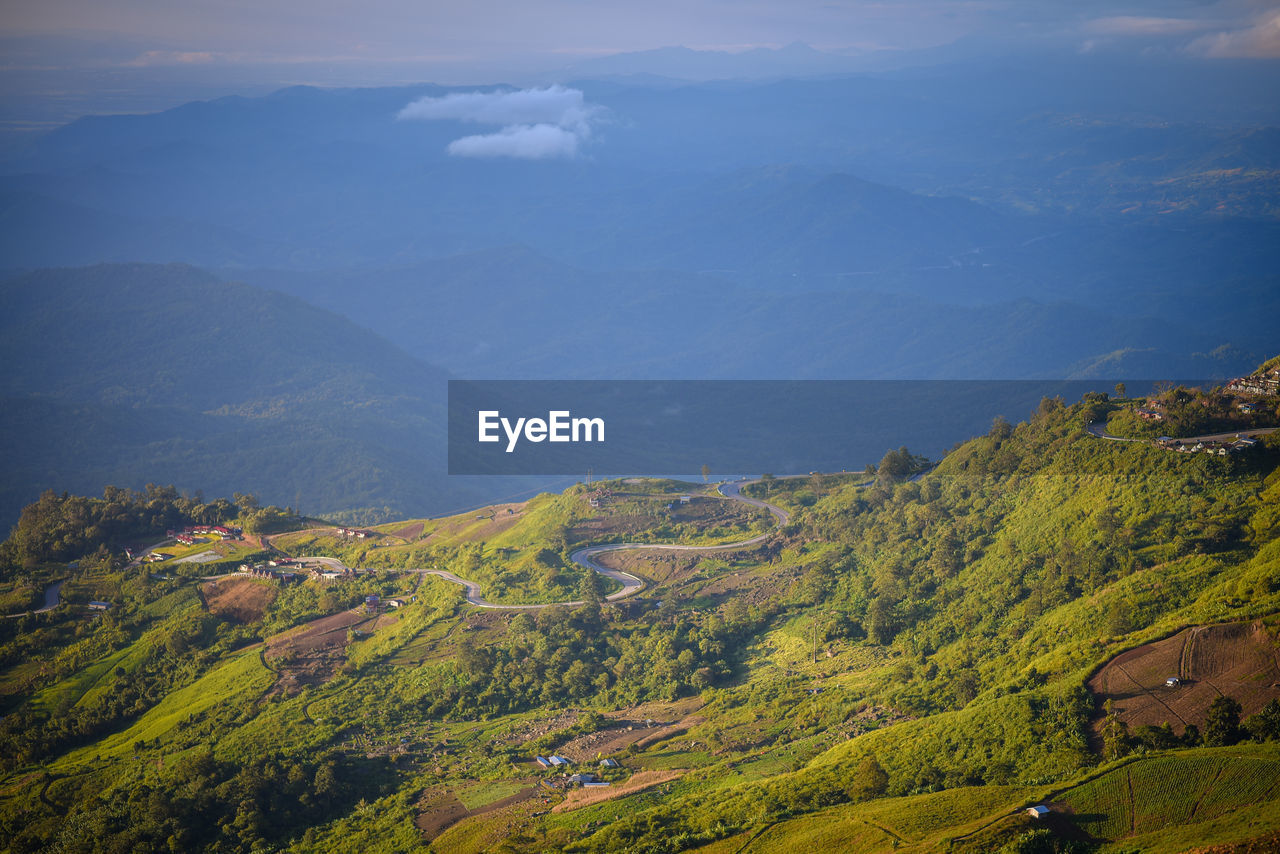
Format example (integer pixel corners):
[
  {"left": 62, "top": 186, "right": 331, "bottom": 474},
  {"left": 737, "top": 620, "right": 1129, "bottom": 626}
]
[
  {"left": 555, "top": 42, "right": 872, "bottom": 81},
  {"left": 0, "top": 263, "right": 537, "bottom": 527},
  {"left": 1, "top": 58, "right": 1276, "bottom": 524},
  {"left": 238, "top": 245, "right": 1269, "bottom": 382}
]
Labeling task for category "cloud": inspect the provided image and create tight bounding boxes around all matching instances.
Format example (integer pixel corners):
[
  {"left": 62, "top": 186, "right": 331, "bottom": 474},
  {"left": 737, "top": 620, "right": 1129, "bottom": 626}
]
[
  {"left": 125, "top": 50, "right": 219, "bottom": 67},
  {"left": 1086, "top": 16, "right": 1210, "bottom": 38},
  {"left": 1190, "top": 10, "right": 1280, "bottom": 58},
  {"left": 397, "top": 85, "right": 601, "bottom": 159},
  {"left": 447, "top": 124, "right": 582, "bottom": 159}
]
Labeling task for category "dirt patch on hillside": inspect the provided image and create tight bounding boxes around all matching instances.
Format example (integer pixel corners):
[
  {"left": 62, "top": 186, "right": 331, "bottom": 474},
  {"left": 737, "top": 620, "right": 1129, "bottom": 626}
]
[
  {"left": 596, "top": 549, "right": 703, "bottom": 587},
  {"left": 416, "top": 790, "right": 470, "bottom": 839},
  {"left": 387, "top": 521, "right": 425, "bottom": 541},
  {"left": 597, "top": 548, "right": 798, "bottom": 608},
  {"left": 421, "top": 502, "right": 528, "bottom": 544},
  {"left": 262, "top": 609, "right": 372, "bottom": 695},
  {"left": 1089, "top": 619, "right": 1280, "bottom": 736},
  {"left": 416, "top": 782, "right": 539, "bottom": 841},
  {"left": 553, "top": 769, "right": 686, "bottom": 813},
  {"left": 568, "top": 514, "right": 661, "bottom": 543},
  {"left": 200, "top": 576, "right": 277, "bottom": 623},
  {"left": 552, "top": 698, "right": 706, "bottom": 759}
]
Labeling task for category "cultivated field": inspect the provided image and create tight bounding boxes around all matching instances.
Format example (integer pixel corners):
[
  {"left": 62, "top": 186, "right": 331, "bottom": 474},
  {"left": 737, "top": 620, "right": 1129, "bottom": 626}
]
[
  {"left": 553, "top": 769, "right": 686, "bottom": 813},
  {"left": 200, "top": 576, "right": 277, "bottom": 623},
  {"left": 1089, "top": 620, "right": 1280, "bottom": 734},
  {"left": 1061, "top": 747, "right": 1280, "bottom": 846},
  {"left": 262, "top": 608, "right": 372, "bottom": 694}
]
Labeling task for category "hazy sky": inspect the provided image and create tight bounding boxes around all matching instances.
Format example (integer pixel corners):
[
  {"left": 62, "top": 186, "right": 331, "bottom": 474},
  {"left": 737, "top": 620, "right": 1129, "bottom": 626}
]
[
  {"left": 5, "top": 0, "right": 1280, "bottom": 66},
  {"left": 1, "top": 0, "right": 1278, "bottom": 138}
]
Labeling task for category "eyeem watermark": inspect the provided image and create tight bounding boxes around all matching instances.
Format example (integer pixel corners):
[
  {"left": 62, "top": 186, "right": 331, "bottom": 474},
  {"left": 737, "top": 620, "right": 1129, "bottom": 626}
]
[
  {"left": 450, "top": 379, "right": 1176, "bottom": 475},
  {"left": 478, "top": 410, "right": 605, "bottom": 453}
]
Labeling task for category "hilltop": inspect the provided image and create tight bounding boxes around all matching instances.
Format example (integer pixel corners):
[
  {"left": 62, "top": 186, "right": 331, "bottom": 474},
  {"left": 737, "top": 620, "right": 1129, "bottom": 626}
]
[{"left": 0, "top": 379, "right": 1278, "bottom": 851}]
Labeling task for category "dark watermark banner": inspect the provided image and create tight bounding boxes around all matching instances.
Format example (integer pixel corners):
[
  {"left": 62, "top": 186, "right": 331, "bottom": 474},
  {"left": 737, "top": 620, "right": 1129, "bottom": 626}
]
[{"left": 449, "top": 380, "right": 1169, "bottom": 475}]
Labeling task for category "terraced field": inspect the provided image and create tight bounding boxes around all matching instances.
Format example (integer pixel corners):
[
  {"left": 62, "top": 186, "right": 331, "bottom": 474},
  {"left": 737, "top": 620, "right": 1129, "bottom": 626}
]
[{"left": 1089, "top": 621, "right": 1280, "bottom": 736}]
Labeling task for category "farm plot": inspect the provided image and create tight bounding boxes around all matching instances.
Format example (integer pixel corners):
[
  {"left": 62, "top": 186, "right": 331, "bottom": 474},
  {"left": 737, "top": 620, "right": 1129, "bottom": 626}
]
[
  {"left": 1062, "top": 749, "right": 1280, "bottom": 843},
  {"left": 262, "top": 609, "right": 371, "bottom": 694},
  {"left": 1089, "top": 620, "right": 1280, "bottom": 736},
  {"left": 201, "top": 576, "right": 277, "bottom": 623}
]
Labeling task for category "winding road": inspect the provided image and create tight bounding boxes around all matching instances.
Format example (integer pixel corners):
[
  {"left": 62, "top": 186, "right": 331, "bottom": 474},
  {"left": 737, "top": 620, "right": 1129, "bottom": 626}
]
[
  {"left": 1087, "top": 421, "right": 1276, "bottom": 444},
  {"left": 2, "top": 580, "right": 64, "bottom": 619},
  {"left": 297, "top": 479, "right": 791, "bottom": 611}
]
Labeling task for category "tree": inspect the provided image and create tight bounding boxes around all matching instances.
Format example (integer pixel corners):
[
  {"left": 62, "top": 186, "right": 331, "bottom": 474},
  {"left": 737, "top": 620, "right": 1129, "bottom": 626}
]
[
  {"left": 233, "top": 492, "right": 260, "bottom": 514},
  {"left": 1204, "top": 695, "right": 1243, "bottom": 747},
  {"left": 868, "top": 595, "right": 897, "bottom": 645},
  {"left": 1114, "top": 382, "right": 1126, "bottom": 399},
  {"left": 877, "top": 447, "right": 914, "bottom": 484},
  {"left": 1244, "top": 698, "right": 1280, "bottom": 742},
  {"left": 701, "top": 464, "right": 711, "bottom": 483},
  {"left": 1101, "top": 699, "right": 1130, "bottom": 761},
  {"left": 847, "top": 755, "right": 888, "bottom": 801}
]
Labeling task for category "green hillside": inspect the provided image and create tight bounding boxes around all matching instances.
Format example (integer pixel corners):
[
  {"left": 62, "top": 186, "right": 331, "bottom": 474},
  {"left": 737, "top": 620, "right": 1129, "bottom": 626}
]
[
  {"left": 1, "top": 387, "right": 1278, "bottom": 853},
  {"left": 0, "top": 263, "right": 541, "bottom": 526}
]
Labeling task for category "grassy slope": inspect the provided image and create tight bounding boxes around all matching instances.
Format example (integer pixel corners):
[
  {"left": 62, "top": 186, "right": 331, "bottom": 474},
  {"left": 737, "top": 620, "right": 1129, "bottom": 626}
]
[
  {"left": 690, "top": 744, "right": 1280, "bottom": 853},
  {"left": 3, "top": 401, "right": 1279, "bottom": 854},
  {"left": 53, "top": 649, "right": 273, "bottom": 768},
  {"left": 562, "top": 406, "right": 1280, "bottom": 852},
  {"left": 272, "top": 479, "right": 771, "bottom": 604}
]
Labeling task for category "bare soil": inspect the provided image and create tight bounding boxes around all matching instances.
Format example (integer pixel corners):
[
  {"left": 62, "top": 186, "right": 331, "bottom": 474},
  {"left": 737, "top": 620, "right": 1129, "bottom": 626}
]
[
  {"left": 262, "top": 609, "right": 371, "bottom": 696},
  {"left": 553, "top": 769, "right": 686, "bottom": 813},
  {"left": 200, "top": 576, "right": 277, "bottom": 623},
  {"left": 387, "top": 521, "right": 425, "bottom": 541},
  {"left": 416, "top": 782, "right": 539, "bottom": 841},
  {"left": 421, "top": 502, "right": 529, "bottom": 544},
  {"left": 552, "top": 698, "right": 706, "bottom": 759},
  {"left": 1088, "top": 619, "right": 1280, "bottom": 735},
  {"left": 416, "top": 790, "right": 470, "bottom": 839}
]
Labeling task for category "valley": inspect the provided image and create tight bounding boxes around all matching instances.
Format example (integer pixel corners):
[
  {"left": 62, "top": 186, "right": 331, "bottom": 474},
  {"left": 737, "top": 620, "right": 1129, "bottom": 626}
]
[{"left": 2, "top": 27, "right": 1279, "bottom": 852}]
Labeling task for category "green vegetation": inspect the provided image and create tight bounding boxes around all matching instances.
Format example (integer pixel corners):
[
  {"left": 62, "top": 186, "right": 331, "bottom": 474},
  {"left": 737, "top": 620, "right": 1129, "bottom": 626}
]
[
  {"left": 2, "top": 386, "right": 1279, "bottom": 853},
  {"left": 1061, "top": 745, "right": 1280, "bottom": 845},
  {"left": 275, "top": 480, "right": 771, "bottom": 605},
  {"left": 1107, "top": 383, "right": 1278, "bottom": 439}
]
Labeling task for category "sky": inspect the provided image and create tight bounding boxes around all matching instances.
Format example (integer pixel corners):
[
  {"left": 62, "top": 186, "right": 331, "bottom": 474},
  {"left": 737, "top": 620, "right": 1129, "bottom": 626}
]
[
  {"left": 6, "top": 0, "right": 1280, "bottom": 66},
  {"left": 1, "top": 0, "right": 1278, "bottom": 137}
]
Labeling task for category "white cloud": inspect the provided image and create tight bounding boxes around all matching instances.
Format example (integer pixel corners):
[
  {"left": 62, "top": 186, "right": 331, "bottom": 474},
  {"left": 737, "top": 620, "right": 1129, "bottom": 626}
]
[
  {"left": 397, "top": 85, "right": 601, "bottom": 159},
  {"left": 446, "top": 123, "right": 581, "bottom": 159},
  {"left": 125, "top": 50, "right": 220, "bottom": 67},
  {"left": 1190, "top": 10, "right": 1280, "bottom": 58},
  {"left": 1086, "top": 16, "right": 1210, "bottom": 38}
]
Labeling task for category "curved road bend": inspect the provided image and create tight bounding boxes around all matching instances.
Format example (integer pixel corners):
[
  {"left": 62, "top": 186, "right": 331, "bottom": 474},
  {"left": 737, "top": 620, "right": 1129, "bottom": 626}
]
[
  {"left": 301, "top": 479, "right": 790, "bottom": 611},
  {"left": 2, "top": 580, "right": 65, "bottom": 619}
]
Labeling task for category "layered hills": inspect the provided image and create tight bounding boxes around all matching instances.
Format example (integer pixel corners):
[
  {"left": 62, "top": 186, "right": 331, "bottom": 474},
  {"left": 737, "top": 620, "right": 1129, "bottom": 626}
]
[
  {"left": 1, "top": 381, "right": 1277, "bottom": 852},
  {"left": 0, "top": 263, "right": 521, "bottom": 526}
]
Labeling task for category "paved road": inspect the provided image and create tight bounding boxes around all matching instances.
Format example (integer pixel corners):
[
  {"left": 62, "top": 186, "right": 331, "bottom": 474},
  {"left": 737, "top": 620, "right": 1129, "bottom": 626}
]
[
  {"left": 1166, "top": 427, "right": 1276, "bottom": 443},
  {"left": 718, "top": 480, "right": 790, "bottom": 525},
  {"left": 2, "top": 580, "right": 64, "bottom": 619},
  {"left": 1086, "top": 421, "right": 1140, "bottom": 441},
  {"left": 1088, "top": 421, "right": 1276, "bottom": 444},
  {"left": 296, "top": 479, "right": 790, "bottom": 611}
]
